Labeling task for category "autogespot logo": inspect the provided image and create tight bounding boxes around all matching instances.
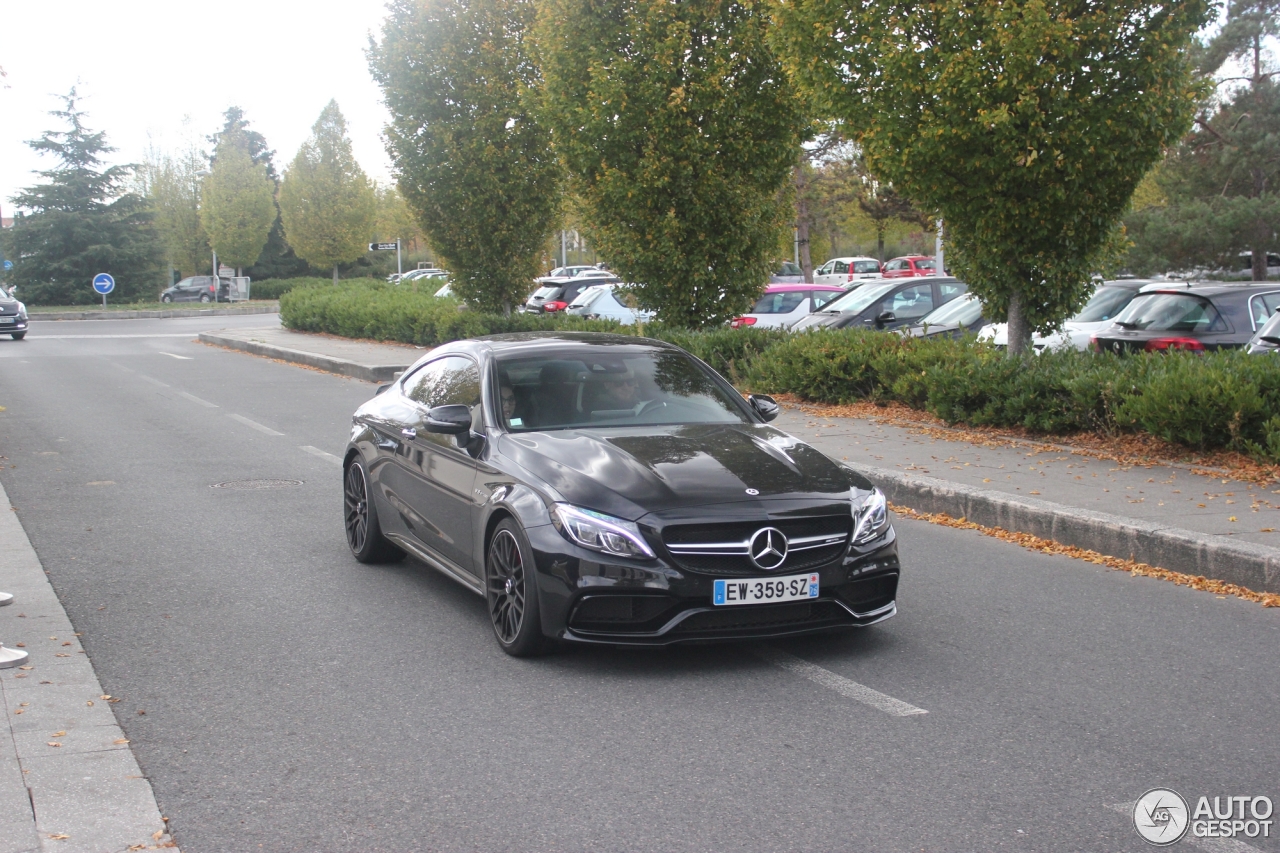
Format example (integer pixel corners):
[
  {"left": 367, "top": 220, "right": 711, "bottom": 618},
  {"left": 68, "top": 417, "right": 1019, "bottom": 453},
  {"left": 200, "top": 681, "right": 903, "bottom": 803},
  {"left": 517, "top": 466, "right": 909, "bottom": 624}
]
[{"left": 1134, "top": 789, "right": 1191, "bottom": 846}]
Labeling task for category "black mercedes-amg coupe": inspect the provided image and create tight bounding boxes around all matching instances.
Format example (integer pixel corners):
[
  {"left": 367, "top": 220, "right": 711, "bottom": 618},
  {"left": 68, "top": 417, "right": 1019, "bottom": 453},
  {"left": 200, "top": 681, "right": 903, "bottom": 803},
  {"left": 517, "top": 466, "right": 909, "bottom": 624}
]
[{"left": 343, "top": 332, "right": 900, "bottom": 656}]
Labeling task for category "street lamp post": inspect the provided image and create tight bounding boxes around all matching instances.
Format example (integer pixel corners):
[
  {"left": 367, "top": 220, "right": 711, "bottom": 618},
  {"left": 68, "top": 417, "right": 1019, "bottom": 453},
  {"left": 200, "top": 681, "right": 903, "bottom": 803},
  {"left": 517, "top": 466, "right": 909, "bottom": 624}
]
[{"left": 195, "top": 170, "right": 218, "bottom": 281}]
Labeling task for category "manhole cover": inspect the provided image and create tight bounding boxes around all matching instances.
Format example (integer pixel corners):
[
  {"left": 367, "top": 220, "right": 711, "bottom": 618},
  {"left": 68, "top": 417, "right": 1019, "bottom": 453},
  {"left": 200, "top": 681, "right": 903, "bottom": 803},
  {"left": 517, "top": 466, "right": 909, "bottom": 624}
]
[{"left": 210, "top": 478, "right": 304, "bottom": 490}]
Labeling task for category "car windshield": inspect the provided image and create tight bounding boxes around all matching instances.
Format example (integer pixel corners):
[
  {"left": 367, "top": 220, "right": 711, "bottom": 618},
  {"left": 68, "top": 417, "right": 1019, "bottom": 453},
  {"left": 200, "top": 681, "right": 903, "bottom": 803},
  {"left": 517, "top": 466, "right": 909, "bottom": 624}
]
[
  {"left": 1113, "top": 293, "right": 1225, "bottom": 332},
  {"left": 496, "top": 348, "right": 751, "bottom": 431},
  {"left": 568, "top": 286, "right": 605, "bottom": 308},
  {"left": 1254, "top": 308, "right": 1280, "bottom": 342},
  {"left": 821, "top": 281, "right": 898, "bottom": 314},
  {"left": 918, "top": 293, "right": 981, "bottom": 325},
  {"left": 852, "top": 260, "right": 882, "bottom": 274},
  {"left": 1073, "top": 286, "right": 1137, "bottom": 322},
  {"left": 532, "top": 286, "right": 561, "bottom": 300},
  {"left": 750, "top": 291, "right": 807, "bottom": 314}
]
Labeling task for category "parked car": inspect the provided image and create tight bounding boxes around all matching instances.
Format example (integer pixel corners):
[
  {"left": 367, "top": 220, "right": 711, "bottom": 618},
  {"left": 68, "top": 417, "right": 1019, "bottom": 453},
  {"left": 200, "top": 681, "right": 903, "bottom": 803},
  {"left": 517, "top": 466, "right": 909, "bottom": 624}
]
[
  {"left": 814, "top": 256, "right": 883, "bottom": 286},
  {"left": 881, "top": 256, "right": 937, "bottom": 278},
  {"left": 396, "top": 268, "right": 447, "bottom": 284},
  {"left": 730, "top": 284, "right": 846, "bottom": 329},
  {"left": 791, "top": 277, "right": 969, "bottom": 332},
  {"left": 160, "top": 276, "right": 226, "bottom": 303},
  {"left": 523, "top": 274, "right": 620, "bottom": 314},
  {"left": 899, "top": 292, "right": 988, "bottom": 340},
  {"left": 1091, "top": 283, "right": 1280, "bottom": 353},
  {"left": 1247, "top": 306, "right": 1280, "bottom": 354},
  {"left": 565, "top": 283, "right": 654, "bottom": 325},
  {"left": 343, "top": 332, "right": 900, "bottom": 655},
  {"left": 0, "top": 292, "right": 29, "bottom": 340},
  {"left": 979, "top": 279, "right": 1153, "bottom": 351},
  {"left": 547, "top": 265, "right": 599, "bottom": 278},
  {"left": 769, "top": 261, "right": 806, "bottom": 284}
]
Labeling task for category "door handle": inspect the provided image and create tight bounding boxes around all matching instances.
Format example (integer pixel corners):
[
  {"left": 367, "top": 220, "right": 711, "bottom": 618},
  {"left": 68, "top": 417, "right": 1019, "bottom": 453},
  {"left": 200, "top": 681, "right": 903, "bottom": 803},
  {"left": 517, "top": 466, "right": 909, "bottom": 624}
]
[{"left": 401, "top": 428, "right": 417, "bottom": 441}]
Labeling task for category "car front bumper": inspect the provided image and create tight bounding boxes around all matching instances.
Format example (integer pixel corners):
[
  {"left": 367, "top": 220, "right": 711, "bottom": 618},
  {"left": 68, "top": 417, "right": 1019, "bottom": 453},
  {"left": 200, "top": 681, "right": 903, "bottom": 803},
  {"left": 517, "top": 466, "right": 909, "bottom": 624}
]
[{"left": 525, "top": 523, "right": 901, "bottom": 646}]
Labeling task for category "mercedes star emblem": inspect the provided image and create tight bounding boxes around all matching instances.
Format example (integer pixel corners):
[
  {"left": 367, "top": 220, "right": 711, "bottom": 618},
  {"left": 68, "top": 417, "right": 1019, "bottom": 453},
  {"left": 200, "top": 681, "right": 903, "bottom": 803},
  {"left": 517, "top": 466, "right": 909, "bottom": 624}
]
[{"left": 748, "top": 527, "right": 788, "bottom": 570}]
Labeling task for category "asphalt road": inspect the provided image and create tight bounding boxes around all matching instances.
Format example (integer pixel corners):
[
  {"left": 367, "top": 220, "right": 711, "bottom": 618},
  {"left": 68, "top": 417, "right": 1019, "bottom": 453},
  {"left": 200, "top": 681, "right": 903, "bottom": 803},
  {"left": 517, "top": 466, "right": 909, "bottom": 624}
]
[{"left": 1, "top": 317, "right": 1277, "bottom": 852}]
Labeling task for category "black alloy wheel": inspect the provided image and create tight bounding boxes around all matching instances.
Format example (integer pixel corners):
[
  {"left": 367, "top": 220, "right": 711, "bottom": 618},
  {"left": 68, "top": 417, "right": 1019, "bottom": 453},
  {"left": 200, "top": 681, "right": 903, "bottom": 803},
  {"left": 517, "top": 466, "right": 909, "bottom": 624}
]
[
  {"left": 486, "top": 519, "right": 547, "bottom": 656},
  {"left": 343, "top": 458, "right": 402, "bottom": 563}
]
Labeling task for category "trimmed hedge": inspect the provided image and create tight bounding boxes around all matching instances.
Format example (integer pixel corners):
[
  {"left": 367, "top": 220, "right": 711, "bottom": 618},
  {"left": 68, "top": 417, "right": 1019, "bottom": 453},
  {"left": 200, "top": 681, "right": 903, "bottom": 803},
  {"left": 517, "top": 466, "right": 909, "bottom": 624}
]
[
  {"left": 279, "top": 281, "right": 1280, "bottom": 461},
  {"left": 249, "top": 276, "right": 339, "bottom": 300}
]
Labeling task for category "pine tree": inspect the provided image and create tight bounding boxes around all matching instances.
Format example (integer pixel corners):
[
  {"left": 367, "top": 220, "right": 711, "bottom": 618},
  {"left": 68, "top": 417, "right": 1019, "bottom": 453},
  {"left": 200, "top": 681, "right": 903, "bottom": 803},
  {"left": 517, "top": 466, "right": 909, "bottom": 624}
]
[
  {"left": 7, "top": 91, "right": 162, "bottom": 304},
  {"left": 278, "top": 101, "right": 378, "bottom": 284}
]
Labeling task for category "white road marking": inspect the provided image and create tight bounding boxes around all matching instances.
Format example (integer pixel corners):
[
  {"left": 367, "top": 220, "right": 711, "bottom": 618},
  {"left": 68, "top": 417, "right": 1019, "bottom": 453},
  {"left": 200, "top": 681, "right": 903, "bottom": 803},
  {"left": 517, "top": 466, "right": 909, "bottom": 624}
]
[
  {"left": 29, "top": 333, "right": 197, "bottom": 339},
  {"left": 137, "top": 375, "right": 169, "bottom": 388},
  {"left": 299, "top": 446, "right": 342, "bottom": 466},
  {"left": 754, "top": 645, "right": 928, "bottom": 717},
  {"left": 177, "top": 391, "right": 218, "bottom": 408},
  {"left": 227, "top": 414, "right": 284, "bottom": 436},
  {"left": 1108, "top": 803, "right": 1266, "bottom": 852},
  {"left": 158, "top": 351, "right": 192, "bottom": 360}
]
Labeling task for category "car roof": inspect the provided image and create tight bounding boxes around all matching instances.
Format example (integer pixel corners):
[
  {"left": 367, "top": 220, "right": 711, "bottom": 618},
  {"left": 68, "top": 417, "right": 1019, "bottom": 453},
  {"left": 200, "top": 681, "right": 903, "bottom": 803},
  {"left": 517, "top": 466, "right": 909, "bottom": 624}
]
[
  {"left": 468, "top": 331, "right": 681, "bottom": 355},
  {"left": 825, "top": 256, "right": 880, "bottom": 263},
  {"left": 763, "top": 283, "right": 845, "bottom": 293},
  {"left": 1138, "top": 282, "right": 1280, "bottom": 297},
  {"left": 889, "top": 255, "right": 932, "bottom": 261}
]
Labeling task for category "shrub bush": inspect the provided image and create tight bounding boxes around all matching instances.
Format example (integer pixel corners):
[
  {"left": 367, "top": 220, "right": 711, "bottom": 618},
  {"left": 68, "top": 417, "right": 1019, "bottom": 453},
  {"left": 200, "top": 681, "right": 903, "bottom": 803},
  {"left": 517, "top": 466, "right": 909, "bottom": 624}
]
[{"left": 248, "top": 276, "right": 335, "bottom": 300}]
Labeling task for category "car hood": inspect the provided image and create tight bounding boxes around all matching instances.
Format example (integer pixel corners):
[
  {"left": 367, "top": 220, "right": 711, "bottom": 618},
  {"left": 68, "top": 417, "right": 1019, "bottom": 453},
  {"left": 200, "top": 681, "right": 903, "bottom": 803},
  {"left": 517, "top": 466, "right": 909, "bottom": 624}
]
[
  {"left": 790, "top": 311, "right": 843, "bottom": 331},
  {"left": 497, "top": 422, "right": 869, "bottom": 520}
]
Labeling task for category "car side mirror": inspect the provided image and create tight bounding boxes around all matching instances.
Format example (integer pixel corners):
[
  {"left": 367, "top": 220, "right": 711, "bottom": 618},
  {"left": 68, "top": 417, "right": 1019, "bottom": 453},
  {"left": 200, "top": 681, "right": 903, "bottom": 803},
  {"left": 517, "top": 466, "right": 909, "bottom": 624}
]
[
  {"left": 875, "top": 311, "right": 896, "bottom": 329},
  {"left": 425, "top": 404, "right": 472, "bottom": 434},
  {"left": 747, "top": 394, "right": 779, "bottom": 422},
  {"left": 374, "top": 383, "right": 392, "bottom": 396}
]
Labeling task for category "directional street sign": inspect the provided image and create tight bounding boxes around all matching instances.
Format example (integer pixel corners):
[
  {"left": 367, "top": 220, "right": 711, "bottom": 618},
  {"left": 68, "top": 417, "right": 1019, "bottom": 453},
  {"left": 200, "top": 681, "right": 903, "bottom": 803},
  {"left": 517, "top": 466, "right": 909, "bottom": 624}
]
[
  {"left": 369, "top": 242, "right": 398, "bottom": 251},
  {"left": 92, "top": 273, "right": 115, "bottom": 295},
  {"left": 2, "top": 260, "right": 12, "bottom": 271}
]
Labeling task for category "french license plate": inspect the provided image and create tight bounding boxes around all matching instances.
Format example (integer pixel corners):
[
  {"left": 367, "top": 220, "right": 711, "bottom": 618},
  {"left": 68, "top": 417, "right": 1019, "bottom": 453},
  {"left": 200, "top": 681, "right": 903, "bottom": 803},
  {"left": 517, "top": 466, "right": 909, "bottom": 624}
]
[
  {"left": 713, "top": 572, "right": 819, "bottom": 606},
  {"left": 0, "top": 318, "right": 14, "bottom": 324}
]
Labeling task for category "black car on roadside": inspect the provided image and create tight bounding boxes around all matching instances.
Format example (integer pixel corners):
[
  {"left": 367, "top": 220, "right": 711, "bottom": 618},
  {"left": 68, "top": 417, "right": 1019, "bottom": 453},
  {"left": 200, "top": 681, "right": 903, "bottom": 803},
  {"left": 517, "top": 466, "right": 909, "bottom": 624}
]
[
  {"left": 343, "top": 332, "right": 900, "bottom": 656},
  {"left": 160, "top": 275, "right": 227, "bottom": 303},
  {"left": 1091, "top": 283, "right": 1280, "bottom": 354},
  {"left": 0, "top": 292, "right": 29, "bottom": 339},
  {"left": 899, "top": 292, "right": 987, "bottom": 340},
  {"left": 790, "top": 277, "right": 969, "bottom": 332}
]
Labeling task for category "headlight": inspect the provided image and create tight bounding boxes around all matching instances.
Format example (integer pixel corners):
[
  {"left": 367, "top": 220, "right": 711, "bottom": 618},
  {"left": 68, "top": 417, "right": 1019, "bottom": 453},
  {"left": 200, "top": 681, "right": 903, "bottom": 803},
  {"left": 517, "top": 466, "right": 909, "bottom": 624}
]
[
  {"left": 551, "top": 503, "right": 655, "bottom": 560},
  {"left": 851, "top": 488, "right": 888, "bottom": 545}
]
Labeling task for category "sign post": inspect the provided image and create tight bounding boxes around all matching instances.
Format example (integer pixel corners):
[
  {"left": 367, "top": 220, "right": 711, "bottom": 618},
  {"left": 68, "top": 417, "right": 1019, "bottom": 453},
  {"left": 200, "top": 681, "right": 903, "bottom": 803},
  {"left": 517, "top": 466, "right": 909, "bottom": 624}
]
[
  {"left": 92, "top": 273, "right": 115, "bottom": 308},
  {"left": 369, "top": 241, "right": 403, "bottom": 282}
]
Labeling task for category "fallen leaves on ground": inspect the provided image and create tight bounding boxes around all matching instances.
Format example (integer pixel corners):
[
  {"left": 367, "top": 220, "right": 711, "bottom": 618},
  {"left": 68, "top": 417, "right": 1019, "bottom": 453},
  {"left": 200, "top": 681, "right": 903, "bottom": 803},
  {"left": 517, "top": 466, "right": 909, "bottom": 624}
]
[{"left": 890, "top": 502, "right": 1280, "bottom": 608}]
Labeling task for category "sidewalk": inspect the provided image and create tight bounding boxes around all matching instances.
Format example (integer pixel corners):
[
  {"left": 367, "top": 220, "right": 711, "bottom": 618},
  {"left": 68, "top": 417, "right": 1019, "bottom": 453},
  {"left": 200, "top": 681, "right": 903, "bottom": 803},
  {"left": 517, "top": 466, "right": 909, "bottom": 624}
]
[{"left": 201, "top": 324, "right": 1280, "bottom": 594}]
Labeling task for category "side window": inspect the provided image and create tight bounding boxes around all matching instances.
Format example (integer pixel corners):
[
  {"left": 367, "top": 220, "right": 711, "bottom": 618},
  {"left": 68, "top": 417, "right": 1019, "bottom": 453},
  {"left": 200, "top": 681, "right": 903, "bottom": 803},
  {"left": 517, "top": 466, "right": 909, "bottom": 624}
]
[
  {"left": 833, "top": 261, "right": 849, "bottom": 274},
  {"left": 884, "top": 260, "right": 904, "bottom": 272},
  {"left": 939, "top": 281, "right": 967, "bottom": 299},
  {"left": 816, "top": 262, "right": 833, "bottom": 276},
  {"left": 812, "top": 290, "right": 838, "bottom": 309},
  {"left": 888, "top": 283, "right": 934, "bottom": 319},
  {"left": 1252, "top": 293, "right": 1280, "bottom": 329},
  {"left": 404, "top": 356, "right": 481, "bottom": 409}
]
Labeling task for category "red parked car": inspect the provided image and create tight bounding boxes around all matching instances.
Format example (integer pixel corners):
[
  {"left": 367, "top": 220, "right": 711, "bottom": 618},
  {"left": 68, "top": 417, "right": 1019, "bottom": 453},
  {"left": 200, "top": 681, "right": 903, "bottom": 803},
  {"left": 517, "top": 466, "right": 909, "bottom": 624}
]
[{"left": 881, "top": 256, "right": 937, "bottom": 278}]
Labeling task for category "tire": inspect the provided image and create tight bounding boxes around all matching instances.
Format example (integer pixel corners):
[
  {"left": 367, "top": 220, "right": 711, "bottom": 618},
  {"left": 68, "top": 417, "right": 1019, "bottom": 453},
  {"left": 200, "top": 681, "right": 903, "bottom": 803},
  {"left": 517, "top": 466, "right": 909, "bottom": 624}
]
[
  {"left": 161, "top": 294, "right": 172, "bottom": 303},
  {"left": 199, "top": 293, "right": 212, "bottom": 303},
  {"left": 486, "top": 518, "right": 548, "bottom": 657},
  {"left": 9, "top": 332, "right": 24, "bottom": 341},
  {"left": 343, "top": 458, "right": 403, "bottom": 563}
]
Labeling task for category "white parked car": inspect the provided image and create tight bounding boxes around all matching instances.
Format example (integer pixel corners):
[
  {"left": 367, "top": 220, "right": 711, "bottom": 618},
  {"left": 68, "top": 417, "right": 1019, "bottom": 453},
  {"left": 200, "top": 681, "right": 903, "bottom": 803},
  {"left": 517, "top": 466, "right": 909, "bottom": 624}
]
[
  {"left": 729, "top": 283, "right": 847, "bottom": 329},
  {"left": 564, "top": 284, "right": 655, "bottom": 325},
  {"left": 978, "top": 280, "right": 1155, "bottom": 350},
  {"left": 814, "top": 256, "right": 883, "bottom": 286}
]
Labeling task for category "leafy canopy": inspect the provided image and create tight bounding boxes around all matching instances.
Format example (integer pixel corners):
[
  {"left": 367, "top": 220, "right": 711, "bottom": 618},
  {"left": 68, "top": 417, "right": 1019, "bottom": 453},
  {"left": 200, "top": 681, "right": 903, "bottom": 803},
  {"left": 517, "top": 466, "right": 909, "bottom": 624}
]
[
  {"left": 773, "top": 0, "right": 1210, "bottom": 345},
  {"left": 537, "top": 0, "right": 803, "bottom": 328},
  {"left": 370, "top": 0, "right": 561, "bottom": 314},
  {"left": 201, "top": 128, "right": 276, "bottom": 272},
  {"left": 7, "top": 90, "right": 162, "bottom": 304},
  {"left": 278, "top": 101, "right": 378, "bottom": 278}
]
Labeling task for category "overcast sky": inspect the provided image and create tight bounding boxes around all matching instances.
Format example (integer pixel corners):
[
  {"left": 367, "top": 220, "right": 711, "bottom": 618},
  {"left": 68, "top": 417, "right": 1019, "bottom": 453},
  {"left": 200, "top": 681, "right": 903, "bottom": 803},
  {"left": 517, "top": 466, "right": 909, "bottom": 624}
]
[{"left": 1, "top": 0, "right": 395, "bottom": 213}]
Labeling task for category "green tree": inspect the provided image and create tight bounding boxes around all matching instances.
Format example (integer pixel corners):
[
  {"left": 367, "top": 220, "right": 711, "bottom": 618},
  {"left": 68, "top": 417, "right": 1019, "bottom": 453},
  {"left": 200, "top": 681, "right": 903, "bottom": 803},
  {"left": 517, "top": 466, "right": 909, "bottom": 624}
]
[
  {"left": 1126, "top": 0, "right": 1280, "bottom": 280},
  {"left": 773, "top": 0, "right": 1210, "bottom": 353},
  {"left": 537, "top": 0, "right": 804, "bottom": 328},
  {"left": 278, "top": 101, "right": 378, "bottom": 285},
  {"left": 201, "top": 128, "right": 276, "bottom": 275},
  {"left": 141, "top": 135, "right": 209, "bottom": 279},
  {"left": 374, "top": 183, "right": 426, "bottom": 251},
  {"left": 7, "top": 91, "right": 162, "bottom": 304},
  {"left": 370, "top": 0, "right": 561, "bottom": 314}
]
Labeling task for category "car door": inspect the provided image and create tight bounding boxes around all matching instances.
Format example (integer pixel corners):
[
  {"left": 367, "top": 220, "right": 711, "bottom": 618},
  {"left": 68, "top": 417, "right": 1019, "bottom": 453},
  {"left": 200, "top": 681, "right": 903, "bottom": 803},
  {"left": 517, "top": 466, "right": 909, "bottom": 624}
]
[
  {"left": 814, "top": 261, "right": 835, "bottom": 284},
  {"left": 397, "top": 355, "right": 483, "bottom": 574}
]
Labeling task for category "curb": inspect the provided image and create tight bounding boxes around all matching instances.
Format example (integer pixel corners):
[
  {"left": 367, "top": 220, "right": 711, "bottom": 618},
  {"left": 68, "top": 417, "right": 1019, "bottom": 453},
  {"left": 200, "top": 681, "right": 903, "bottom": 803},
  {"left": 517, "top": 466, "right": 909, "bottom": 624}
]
[
  {"left": 29, "top": 304, "right": 279, "bottom": 321},
  {"left": 853, "top": 463, "right": 1280, "bottom": 594},
  {"left": 198, "top": 332, "right": 411, "bottom": 383}
]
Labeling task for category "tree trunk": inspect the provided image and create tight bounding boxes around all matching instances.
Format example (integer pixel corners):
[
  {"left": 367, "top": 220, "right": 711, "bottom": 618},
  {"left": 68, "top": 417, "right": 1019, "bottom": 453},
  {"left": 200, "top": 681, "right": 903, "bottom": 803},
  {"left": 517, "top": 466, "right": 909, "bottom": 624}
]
[
  {"left": 1007, "top": 291, "right": 1033, "bottom": 356},
  {"left": 332, "top": 266, "right": 339, "bottom": 285},
  {"left": 793, "top": 163, "right": 814, "bottom": 282},
  {"left": 798, "top": 221, "right": 813, "bottom": 282},
  {"left": 877, "top": 230, "right": 885, "bottom": 262},
  {"left": 503, "top": 299, "right": 511, "bottom": 318},
  {"left": 1252, "top": 247, "right": 1267, "bottom": 281}
]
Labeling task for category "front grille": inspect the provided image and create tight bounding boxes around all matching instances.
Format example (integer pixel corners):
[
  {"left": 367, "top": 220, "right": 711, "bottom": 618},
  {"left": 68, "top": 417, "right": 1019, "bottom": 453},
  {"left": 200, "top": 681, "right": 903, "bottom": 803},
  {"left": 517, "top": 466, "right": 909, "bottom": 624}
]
[
  {"left": 661, "top": 514, "right": 851, "bottom": 576},
  {"left": 569, "top": 594, "right": 679, "bottom": 633},
  {"left": 0, "top": 305, "right": 18, "bottom": 317},
  {"left": 835, "top": 573, "right": 898, "bottom": 614},
  {"left": 668, "top": 600, "right": 849, "bottom": 635}
]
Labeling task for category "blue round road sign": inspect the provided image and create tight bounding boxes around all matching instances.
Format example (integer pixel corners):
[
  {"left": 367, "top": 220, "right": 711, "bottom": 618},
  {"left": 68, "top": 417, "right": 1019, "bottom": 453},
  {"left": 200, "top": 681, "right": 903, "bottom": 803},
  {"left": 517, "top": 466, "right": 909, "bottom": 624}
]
[
  {"left": 92, "top": 273, "right": 115, "bottom": 295},
  {"left": 2, "top": 260, "right": 12, "bottom": 271}
]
